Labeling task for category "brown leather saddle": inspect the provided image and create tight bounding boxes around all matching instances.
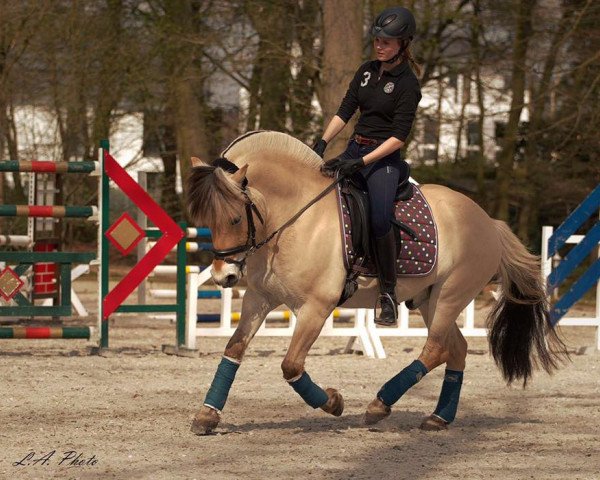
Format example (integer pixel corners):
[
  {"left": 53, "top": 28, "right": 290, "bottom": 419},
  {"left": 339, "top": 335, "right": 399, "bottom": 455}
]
[{"left": 335, "top": 173, "right": 438, "bottom": 305}]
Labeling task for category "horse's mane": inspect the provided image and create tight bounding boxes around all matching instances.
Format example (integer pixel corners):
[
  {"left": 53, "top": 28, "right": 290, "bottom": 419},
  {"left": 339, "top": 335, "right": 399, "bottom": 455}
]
[
  {"left": 222, "top": 130, "right": 323, "bottom": 171},
  {"left": 188, "top": 131, "right": 320, "bottom": 232},
  {"left": 187, "top": 165, "right": 245, "bottom": 233}
]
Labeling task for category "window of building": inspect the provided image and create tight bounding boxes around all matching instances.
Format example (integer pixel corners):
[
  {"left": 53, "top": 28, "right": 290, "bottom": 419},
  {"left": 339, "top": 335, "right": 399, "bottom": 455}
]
[
  {"left": 423, "top": 117, "right": 438, "bottom": 145},
  {"left": 467, "top": 121, "right": 480, "bottom": 146},
  {"left": 143, "top": 111, "right": 161, "bottom": 157},
  {"left": 462, "top": 74, "right": 471, "bottom": 104},
  {"left": 495, "top": 121, "right": 506, "bottom": 145},
  {"left": 447, "top": 71, "right": 458, "bottom": 90},
  {"left": 421, "top": 146, "right": 437, "bottom": 165}
]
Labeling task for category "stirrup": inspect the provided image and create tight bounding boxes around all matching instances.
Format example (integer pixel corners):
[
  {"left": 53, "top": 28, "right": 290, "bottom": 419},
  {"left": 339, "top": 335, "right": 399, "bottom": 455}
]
[{"left": 374, "top": 293, "right": 398, "bottom": 326}]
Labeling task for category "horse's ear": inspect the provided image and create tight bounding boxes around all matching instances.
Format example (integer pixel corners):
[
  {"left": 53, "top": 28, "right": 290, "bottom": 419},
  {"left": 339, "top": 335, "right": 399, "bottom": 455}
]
[
  {"left": 191, "top": 156, "right": 207, "bottom": 167},
  {"left": 230, "top": 164, "right": 249, "bottom": 185}
]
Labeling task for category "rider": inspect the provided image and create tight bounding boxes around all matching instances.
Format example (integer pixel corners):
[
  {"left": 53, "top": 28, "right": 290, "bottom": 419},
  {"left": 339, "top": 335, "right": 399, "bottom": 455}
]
[{"left": 314, "top": 6, "right": 422, "bottom": 326}]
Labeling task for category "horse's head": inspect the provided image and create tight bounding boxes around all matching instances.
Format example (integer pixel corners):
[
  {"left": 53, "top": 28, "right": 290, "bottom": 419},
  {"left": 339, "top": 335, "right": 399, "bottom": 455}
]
[{"left": 187, "top": 156, "right": 259, "bottom": 288}]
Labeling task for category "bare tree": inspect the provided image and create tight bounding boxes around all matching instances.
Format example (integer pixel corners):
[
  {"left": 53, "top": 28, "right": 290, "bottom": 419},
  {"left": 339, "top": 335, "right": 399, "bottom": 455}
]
[
  {"left": 135, "top": 0, "right": 214, "bottom": 218},
  {"left": 289, "top": 0, "right": 320, "bottom": 141},
  {"left": 245, "top": 0, "right": 294, "bottom": 131},
  {"left": 515, "top": 0, "right": 588, "bottom": 242},
  {"left": 471, "top": 0, "right": 487, "bottom": 200},
  {"left": 0, "top": 1, "right": 48, "bottom": 207},
  {"left": 319, "top": 0, "right": 364, "bottom": 157},
  {"left": 494, "top": 0, "right": 537, "bottom": 221}
]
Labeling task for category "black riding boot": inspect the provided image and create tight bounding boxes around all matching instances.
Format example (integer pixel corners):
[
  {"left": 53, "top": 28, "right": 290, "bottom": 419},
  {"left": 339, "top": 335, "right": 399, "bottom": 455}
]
[{"left": 373, "top": 229, "right": 398, "bottom": 326}]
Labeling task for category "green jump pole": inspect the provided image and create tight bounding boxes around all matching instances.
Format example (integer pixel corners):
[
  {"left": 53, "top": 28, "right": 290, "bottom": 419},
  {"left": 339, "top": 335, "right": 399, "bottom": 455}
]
[
  {"left": 0, "top": 205, "right": 97, "bottom": 218},
  {"left": 0, "top": 161, "right": 98, "bottom": 174},
  {"left": 176, "top": 222, "right": 187, "bottom": 348},
  {"left": 99, "top": 139, "right": 110, "bottom": 349},
  {"left": 0, "top": 326, "right": 90, "bottom": 339}
]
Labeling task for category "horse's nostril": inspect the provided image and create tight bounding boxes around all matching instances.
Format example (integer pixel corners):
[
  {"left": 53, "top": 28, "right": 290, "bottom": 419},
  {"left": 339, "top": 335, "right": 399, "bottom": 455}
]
[{"left": 224, "top": 274, "right": 237, "bottom": 287}]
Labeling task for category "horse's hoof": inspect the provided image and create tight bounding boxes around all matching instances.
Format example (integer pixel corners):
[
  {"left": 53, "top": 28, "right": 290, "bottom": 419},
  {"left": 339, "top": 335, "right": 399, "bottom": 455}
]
[
  {"left": 321, "top": 388, "right": 344, "bottom": 417},
  {"left": 364, "top": 397, "right": 391, "bottom": 425},
  {"left": 419, "top": 414, "right": 448, "bottom": 431},
  {"left": 191, "top": 406, "right": 221, "bottom": 435}
]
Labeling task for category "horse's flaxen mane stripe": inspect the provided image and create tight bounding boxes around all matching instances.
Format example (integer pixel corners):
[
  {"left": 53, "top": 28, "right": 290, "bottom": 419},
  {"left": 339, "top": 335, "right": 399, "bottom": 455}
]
[
  {"left": 221, "top": 130, "right": 323, "bottom": 171},
  {"left": 221, "top": 130, "right": 266, "bottom": 156}
]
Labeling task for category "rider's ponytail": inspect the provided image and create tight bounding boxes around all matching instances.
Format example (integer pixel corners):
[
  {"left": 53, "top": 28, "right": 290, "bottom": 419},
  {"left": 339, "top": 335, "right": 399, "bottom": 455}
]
[{"left": 402, "top": 41, "right": 421, "bottom": 78}]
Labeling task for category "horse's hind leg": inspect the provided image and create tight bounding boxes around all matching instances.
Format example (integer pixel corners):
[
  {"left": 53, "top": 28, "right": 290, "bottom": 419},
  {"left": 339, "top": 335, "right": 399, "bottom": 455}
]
[
  {"left": 420, "top": 321, "right": 467, "bottom": 431},
  {"left": 191, "top": 289, "right": 275, "bottom": 434},
  {"left": 365, "top": 282, "right": 470, "bottom": 428},
  {"left": 281, "top": 301, "right": 344, "bottom": 417}
]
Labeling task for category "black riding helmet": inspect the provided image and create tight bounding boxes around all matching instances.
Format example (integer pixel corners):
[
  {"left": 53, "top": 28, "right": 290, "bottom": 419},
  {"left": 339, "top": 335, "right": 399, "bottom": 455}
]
[{"left": 371, "top": 6, "right": 416, "bottom": 41}]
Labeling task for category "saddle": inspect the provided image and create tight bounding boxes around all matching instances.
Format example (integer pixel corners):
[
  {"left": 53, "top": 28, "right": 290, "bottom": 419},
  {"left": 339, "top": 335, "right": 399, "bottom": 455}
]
[{"left": 335, "top": 173, "right": 438, "bottom": 305}]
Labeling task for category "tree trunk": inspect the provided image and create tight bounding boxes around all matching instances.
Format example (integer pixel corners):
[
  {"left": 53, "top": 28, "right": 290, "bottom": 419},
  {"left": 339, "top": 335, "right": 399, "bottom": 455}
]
[
  {"left": 161, "top": 0, "right": 211, "bottom": 207},
  {"left": 516, "top": 3, "right": 575, "bottom": 243},
  {"left": 159, "top": 122, "right": 181, "bottom": 221},
  {"left": 453, "top": 89, "right": 467, "bottom": 164},
  {"left": 472, "top": 0, "right": 486, "bottom": 202},
  {"left": 494, "top": 0, "right": 536, "bottom": 221},
  {"left": 246, "top": 0, "right": 293, "bottom": 132},
  {"left": 320, "top": 0, "right": 363, "bottom": 157},
  {"left": 245, "top": 57, "right": 263, "bottom": 132},
  {"left": 475, "top": 68, "right": 486, "bottom": 202},
  {"left": 289, "top": 0, "right": 319, "bottom": 141},
  {"left": 171, "top": 66, "right": 210, "bottom": 192},
  {"left": 434, "top": 77, "right": 443, "bottom": 167}
]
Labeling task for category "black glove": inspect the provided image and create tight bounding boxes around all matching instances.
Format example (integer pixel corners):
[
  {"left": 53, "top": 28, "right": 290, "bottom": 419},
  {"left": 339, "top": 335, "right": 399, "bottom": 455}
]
[
  {"left": 321, "top": 157, "right": 365, "bottom": 177},
  {"left": 312, "top": 138, "right": 327, "bottom": 158}
]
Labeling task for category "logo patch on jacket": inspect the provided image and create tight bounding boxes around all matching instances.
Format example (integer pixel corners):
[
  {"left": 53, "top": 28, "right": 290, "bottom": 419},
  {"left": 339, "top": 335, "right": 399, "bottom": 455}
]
[{"left": 383, "top": 82, "right": 395, "bottom": 94}]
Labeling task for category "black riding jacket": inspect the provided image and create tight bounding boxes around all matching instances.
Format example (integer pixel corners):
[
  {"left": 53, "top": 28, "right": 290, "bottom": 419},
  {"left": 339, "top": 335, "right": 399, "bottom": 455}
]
[{"left": 336, "top": 60, "right": 422, "bottom": 142}]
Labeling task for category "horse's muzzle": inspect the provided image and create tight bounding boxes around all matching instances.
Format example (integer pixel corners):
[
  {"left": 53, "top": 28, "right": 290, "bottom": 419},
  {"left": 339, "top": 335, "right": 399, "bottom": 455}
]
[{"left": 211, "top": 262, "right": 242, "bottom": 288}]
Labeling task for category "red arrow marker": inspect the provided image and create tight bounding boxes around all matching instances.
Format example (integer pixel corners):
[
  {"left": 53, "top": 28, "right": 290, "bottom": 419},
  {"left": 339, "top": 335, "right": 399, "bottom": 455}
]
[{"left": 102, "top": 152, "right": 184, "bottom": 319}]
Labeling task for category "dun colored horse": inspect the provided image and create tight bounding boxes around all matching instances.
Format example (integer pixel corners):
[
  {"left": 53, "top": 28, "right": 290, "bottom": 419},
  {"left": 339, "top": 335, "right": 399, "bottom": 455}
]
[{"left": 187, "top": 131, "right": 566, "bottom": 434}]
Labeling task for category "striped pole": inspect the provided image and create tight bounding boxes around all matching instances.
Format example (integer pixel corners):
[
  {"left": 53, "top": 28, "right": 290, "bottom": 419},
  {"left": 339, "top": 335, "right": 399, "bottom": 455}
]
[
  {"left": 0, "top": 161, "right": 99, "bottom": 174},
  {"left": 185, "top": 242, "right": 213, "bottom": 252},
  {"left": 0, "top": 205, "right": 98, "bottom": 218},
  {"left": 151, "top": 289, "right": 245, "bottom": 299},
  {"left": 147, "top": 241, "right": 212, "bottom": 253},
  {"left": 197, "top": 309, "right": 355, "bottom": 323},
  {"left": 186, "top": 227, "right": 211, "bottom": 238},
  {"left": 0, "top": 235, "right": 31, "bottom": 247},
  {"left": 0, "top": 326, "right": 91, "bottom": 339},
  {"left": 152, "top": 265, "right": 203, "bottom": 275}
]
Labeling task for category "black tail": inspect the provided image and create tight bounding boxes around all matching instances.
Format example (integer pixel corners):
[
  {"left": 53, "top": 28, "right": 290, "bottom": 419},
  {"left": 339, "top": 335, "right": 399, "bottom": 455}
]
[{"left": 487, "top": 221, "right": 569, "bottom": 386}]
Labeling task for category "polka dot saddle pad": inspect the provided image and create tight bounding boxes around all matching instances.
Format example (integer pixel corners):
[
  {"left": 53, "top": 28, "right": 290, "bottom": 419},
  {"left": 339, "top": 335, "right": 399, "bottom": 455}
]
[{"left": 337, "top": 184, "right": 438, "bottom": 277}]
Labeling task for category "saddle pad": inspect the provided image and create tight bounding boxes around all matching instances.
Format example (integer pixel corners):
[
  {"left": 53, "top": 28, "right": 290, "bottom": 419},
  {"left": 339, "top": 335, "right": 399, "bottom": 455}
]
[{"left": 337, "top": 184, "right": 438, "bottom": 277}]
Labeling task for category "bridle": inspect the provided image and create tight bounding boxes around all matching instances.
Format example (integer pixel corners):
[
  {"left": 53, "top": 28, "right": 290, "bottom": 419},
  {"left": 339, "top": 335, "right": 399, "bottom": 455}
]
[
  {"left": 210, "top": 184, "right": 265, "bottom": 268},
  {"left": 209, "top": 158, "right": 344, "bottom": 272}
]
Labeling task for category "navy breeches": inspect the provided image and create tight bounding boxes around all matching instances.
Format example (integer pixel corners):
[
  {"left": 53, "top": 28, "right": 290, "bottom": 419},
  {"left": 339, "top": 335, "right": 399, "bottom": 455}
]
[{"left": 339, "top": 139, "right": 409, "bottom": 237}]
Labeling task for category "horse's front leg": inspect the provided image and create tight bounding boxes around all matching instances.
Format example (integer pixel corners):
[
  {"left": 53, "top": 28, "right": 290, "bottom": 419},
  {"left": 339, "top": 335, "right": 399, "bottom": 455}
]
[
  {"left": 281, "top": 301, "right": 344, "bottom": 417},
  {"left": 191, "top": 289, "right": 275, "bottom": 434}
]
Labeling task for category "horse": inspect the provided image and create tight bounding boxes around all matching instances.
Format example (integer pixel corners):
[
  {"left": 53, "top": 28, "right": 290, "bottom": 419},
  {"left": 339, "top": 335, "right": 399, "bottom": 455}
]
[{"left": 186, "top": 130, "right": 566, "bottom": 434}]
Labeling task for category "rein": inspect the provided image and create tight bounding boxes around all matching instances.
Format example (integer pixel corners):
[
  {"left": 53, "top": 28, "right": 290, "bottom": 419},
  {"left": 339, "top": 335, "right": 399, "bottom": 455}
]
[
  {"left": 210, "top": 159, "right": 344, "bottom": 269},
  {"left": 254, "top": 175, "right": 344, "bottom": 250}
]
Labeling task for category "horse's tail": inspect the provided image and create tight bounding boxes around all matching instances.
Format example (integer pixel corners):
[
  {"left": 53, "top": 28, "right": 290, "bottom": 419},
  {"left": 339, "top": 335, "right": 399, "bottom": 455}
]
[{"left": 486, "top": 220, "right": 568, "bottom": 386}]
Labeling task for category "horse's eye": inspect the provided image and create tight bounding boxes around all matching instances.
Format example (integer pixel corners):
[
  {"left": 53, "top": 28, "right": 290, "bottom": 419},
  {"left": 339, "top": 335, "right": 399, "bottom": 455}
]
[{"left": 231, "top": 216, "right": 242, "bottom": 226}]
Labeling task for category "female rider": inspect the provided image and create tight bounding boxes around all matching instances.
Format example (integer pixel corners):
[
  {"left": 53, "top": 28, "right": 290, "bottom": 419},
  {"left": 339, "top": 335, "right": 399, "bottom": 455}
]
[{"left": 314, "top": 6, "right": 422, "bottom": 326}]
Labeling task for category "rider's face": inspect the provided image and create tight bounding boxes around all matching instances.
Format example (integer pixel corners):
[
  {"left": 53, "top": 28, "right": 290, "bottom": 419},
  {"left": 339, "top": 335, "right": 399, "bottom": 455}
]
[{"left": 374, "top": 37, "right": 401, "bottom": 62}]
